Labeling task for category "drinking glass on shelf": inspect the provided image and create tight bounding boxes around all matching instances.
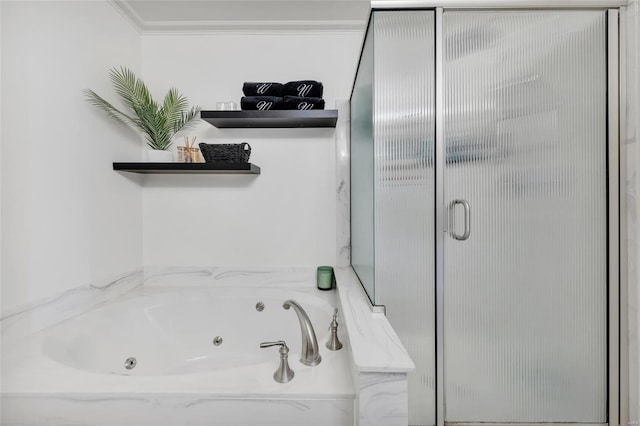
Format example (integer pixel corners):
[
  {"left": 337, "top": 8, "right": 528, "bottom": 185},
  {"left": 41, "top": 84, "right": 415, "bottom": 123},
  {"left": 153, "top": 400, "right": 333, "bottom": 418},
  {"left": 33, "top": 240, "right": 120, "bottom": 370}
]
[
  {"left": 216, "top": 101, "right": 238, "bottom": 111},
  {"left": 189, "top": 147, "right": 201, "bottom": 163},
  {"left": 177, "top": 146, "right": 191, "bottom": 163}
]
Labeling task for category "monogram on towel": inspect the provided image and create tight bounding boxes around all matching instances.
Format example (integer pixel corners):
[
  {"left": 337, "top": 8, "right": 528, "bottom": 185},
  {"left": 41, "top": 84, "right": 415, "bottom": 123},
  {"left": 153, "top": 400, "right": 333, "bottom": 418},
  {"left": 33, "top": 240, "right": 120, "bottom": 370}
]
[
  {"left": 283, "top": 81, "right": 323, "bottom": 98},
  {"left": 242, "top": 82, "right": 284, "bottom": 97},
  {"left": 283, "top": 96, "right": 325, "bottom": 110},
  {"left": 240, "top": 96, "right": 284, "bottom": 111}
]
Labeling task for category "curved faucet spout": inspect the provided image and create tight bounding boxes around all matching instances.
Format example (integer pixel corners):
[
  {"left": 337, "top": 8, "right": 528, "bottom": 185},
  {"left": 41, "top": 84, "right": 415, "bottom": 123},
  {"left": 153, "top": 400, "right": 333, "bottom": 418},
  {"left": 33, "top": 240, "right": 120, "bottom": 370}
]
[{"left": 283, "top": 299, "right": 321, "bottom": 366}]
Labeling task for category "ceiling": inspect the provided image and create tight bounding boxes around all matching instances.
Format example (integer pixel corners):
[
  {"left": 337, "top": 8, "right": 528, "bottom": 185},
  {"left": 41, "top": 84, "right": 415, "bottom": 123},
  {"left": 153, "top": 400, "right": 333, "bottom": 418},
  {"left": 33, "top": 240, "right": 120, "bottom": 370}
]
[{"left": 112, "top": 0, "right": 371, "bottom": 32}]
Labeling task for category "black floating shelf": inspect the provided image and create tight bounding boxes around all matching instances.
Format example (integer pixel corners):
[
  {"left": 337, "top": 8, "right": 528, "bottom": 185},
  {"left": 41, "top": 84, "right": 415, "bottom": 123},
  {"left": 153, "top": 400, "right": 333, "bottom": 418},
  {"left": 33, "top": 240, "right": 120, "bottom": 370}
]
[
  {"left": 113, "top": 162, "right": 261, "bottom": 174},
  {"left": 201, "top": 110, "right": 338, "bottom": 128}
]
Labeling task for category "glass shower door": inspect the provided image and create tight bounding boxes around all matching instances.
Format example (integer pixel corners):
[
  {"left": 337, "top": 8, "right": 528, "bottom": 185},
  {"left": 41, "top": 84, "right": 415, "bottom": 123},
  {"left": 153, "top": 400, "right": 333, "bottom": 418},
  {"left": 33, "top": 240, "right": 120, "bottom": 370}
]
[
  {"left": 442, "top": 11, "right": 608, "bottom": 423},
  {"left": 372, "top": 10, "right": 436, "bottom": 426}
]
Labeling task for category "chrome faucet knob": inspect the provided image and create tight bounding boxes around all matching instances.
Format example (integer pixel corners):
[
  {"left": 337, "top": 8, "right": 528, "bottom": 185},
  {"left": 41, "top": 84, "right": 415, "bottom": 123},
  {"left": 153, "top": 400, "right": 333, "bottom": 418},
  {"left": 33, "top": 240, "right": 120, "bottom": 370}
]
[
  {"left": 326, "top": 308, "right": 343, "bottom": 351},
  {"left": 259, "top": 340, "right": 295, "bottom": 383},
  {"left": 260, "top": 340, "right": 288, "bottom": 349}
]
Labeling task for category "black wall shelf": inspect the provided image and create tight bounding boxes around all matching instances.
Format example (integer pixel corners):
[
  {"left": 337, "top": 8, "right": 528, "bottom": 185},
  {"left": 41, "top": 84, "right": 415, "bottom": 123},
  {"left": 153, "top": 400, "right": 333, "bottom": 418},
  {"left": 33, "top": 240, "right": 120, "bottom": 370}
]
[
  {"left": 113, "top": 162, "right": 261, "bottom": 174},
  {"left": 201, "top": 110, "right": 338, "bottom": 128}
]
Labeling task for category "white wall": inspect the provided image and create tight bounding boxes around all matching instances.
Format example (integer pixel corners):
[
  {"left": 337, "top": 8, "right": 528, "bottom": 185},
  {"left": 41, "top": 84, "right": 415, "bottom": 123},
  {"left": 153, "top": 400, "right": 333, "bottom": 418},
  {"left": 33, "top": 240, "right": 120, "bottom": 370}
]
[
  {"left": 0, "top": 0, "right": 3, "bottom": 317},
  {"left": 0, "top": 4, "right": 363, "bottom": 309},
  {"left": 627, "top": 0, "right": 640, "bottom": 422},
  {"left": 140, "top": 32, "right": 362, "bottom": 267},
  {"left": 1, "top": 1, "right": 143, "bottom": 313}
]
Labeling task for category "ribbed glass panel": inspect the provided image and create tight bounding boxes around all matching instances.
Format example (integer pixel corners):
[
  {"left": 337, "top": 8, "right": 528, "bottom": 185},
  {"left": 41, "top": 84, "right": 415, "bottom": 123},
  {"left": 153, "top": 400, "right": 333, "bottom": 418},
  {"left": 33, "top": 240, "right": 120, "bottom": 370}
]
[
  {"left": 351, "top": 21, "right": 375, "bottom": 301},
  {"left": 442, "top": 11, "right": 607, "bottom": 422},
  {"left": 373, "top": 11, "right": 436, "bottom": 426}
]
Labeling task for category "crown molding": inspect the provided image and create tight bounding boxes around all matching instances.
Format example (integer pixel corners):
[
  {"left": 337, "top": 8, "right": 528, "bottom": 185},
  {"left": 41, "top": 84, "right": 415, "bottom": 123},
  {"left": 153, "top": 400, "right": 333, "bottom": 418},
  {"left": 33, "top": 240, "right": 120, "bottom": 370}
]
[
  {"left": 140, "top": 19, "right": 366, "bottom": 34},
  {"left": 109, "top": 1, "right": 366, "bottom": 34},
  {"left": 109, "top": 0, "right": 144, "bottom": 33},
  {"left": 371, "top": 0, "right": 628, "bottom": 7}
]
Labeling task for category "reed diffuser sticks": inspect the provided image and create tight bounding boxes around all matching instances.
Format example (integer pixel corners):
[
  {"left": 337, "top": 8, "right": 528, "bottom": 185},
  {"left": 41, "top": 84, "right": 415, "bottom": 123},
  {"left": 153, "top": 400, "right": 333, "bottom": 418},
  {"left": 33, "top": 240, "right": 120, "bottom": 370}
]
[{"left": 178, "top": 136, "right": 200, "bottom": 163}]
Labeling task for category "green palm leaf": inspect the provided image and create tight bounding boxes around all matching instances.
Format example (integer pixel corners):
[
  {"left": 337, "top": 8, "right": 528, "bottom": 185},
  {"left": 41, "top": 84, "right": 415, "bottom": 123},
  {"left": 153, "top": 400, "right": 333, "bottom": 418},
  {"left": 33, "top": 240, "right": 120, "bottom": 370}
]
[
  {"left": 84, "top": 67, "right": 201, "bottom": 150},
  {"left": 174, "top": 106, "right": 201, "bottom": 133},
  {"left": 83, "top": 89, "right": 139, "bottom": 129}
]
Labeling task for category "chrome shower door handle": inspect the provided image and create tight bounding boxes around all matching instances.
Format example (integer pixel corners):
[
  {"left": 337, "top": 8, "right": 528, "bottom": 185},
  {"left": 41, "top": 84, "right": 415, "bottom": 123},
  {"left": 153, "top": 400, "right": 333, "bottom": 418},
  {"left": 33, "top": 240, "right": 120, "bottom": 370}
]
[{"left": 448, "top": 199, "right": 471, "bottom": 241}]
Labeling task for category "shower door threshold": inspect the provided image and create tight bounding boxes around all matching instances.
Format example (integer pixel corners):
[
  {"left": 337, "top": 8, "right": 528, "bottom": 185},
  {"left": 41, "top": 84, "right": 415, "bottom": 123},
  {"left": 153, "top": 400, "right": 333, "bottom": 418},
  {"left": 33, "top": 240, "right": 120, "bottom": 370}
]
[{"left": 444, "top": 423, "right": 608, "bottom": 426}]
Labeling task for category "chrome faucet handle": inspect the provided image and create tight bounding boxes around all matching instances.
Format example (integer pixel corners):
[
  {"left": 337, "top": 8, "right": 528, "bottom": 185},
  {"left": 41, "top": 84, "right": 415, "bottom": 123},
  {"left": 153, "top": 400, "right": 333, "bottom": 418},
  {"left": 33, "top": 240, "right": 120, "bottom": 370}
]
[
  {"left": 259, "top": 340, "right": 295, "bottom": 383},
  {"left": 326, "top": 308, "right": 343, "bottom": 351},
  {"left": 260, "top": 340, "right": 288, "bottom": 349},
  {"left": 328, "top": 308, "right": 339, "bottom": 331}
]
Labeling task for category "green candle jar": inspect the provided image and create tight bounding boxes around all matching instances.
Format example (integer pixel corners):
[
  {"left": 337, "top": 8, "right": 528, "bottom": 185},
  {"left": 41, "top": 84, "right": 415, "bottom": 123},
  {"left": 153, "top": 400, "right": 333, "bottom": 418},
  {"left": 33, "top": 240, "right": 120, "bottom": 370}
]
[{"left": 316, "top": 266, "right": 335, "bottom": 291}]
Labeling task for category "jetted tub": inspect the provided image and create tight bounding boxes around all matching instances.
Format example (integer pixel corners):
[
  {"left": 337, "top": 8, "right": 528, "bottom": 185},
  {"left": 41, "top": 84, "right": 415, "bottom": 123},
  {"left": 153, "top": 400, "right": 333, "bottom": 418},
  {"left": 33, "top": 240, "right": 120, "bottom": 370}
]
[
  {"left": 2, "top": 284, "right": 355, "bottom": 426},
  {"left": 44, "top": 287, "right": 335, "bottom": 376}
]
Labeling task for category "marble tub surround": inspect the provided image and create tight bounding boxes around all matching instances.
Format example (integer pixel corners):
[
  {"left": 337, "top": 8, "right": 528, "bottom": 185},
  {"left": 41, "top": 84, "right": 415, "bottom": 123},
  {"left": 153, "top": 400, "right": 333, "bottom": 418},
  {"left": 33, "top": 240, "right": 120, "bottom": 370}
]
[
  {"left": 357, "top": 372, "right": 410, "bottom": 426},
  {"left": 332, "top": 101, "right": 411, "bottom": 425},
  {"left": 335, "top": 99, "right": 351, "bottom": 267},
  {"left": 2, "top": 277, "right": 355, "bottom": 426},
  {"left": 334, "top": 267, "right": 414, "bottom": 426},
  {"left": 2, "top": 395, "right": 354, "bottom": 426},
  {"left": 1, "top": 269, "right": 143, "bottom": 344},
  {"left": 142, "top": 266, "right": 318, "bottom": 288},
  {"left": 2, "top": 267, "right": 415, "bottom": 425},
  {"left": 141, "top": 266, "right": 414, "bottom": 425},
  {"left": 333, "top": 267, "right": 414, "bottom": 373}
]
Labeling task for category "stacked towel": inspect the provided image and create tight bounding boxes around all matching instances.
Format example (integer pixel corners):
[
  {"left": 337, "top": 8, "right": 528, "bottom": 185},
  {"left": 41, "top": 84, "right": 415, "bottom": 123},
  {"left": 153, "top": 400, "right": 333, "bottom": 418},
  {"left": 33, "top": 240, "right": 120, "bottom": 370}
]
[
  {"left": 283, "top": 96, "right": 325, "bottom": 110},
  {"left": 241, "top": 80, "right": 325, "bottom": 111},
  {"left": 242, "top": 82, "right": 283, "bottom": 97},
  {"left": 240, "top": 96, "right": 283, "bottom": 111},
  {"left": 284, "top": 80, "right": 323, "bottom": 98}
]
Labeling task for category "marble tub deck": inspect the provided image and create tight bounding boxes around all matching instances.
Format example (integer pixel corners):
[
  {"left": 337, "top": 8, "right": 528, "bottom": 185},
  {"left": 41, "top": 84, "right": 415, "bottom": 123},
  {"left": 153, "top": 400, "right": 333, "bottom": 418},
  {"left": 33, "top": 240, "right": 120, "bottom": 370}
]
[{"left": 1, "top": 267, "right": 414, "bottom": 426}]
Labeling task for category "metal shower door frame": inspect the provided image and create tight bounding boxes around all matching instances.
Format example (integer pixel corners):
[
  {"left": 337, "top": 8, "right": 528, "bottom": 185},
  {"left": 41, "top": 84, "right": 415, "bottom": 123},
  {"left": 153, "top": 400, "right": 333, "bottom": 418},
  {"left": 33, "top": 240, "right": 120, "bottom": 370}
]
[{"left": 431, "top": 6, "right": 625, "bottom": 426}]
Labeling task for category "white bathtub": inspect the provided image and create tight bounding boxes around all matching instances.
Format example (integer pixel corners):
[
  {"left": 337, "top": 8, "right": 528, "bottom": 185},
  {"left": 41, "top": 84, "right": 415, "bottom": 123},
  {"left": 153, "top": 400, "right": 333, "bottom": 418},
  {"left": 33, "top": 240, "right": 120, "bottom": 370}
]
[
  {"left": 2, "top": 282, "right": 355, "bottom": 426},
  {"left": 44, "top": 287, "right": 336, "bottom": 376}
]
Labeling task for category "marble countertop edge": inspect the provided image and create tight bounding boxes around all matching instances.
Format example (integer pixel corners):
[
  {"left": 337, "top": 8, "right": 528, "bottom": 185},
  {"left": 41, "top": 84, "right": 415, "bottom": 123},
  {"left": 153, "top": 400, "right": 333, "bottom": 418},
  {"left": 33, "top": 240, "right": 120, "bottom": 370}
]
[
  {"left": 0, "top": 391, "right": 356, "bottom": 400},
  {"left": 334, "top": 267, "right": 415, "bottom": 374}
]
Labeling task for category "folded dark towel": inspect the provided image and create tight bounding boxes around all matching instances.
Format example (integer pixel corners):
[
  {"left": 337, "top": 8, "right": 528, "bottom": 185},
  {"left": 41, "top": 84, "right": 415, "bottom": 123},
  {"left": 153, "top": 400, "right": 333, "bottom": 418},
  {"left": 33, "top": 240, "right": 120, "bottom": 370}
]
[
  {"left": 241, "top": 96, "right": 284, "bottom": 111},
  {"left": 242, "top": 82, "right": 284, "bottom": 97},
  {"left": 284, "top": 80, "right": 323, "bottom": 98},
  {"left": 283, "top": 96, "right": 325, "bottom": 110}
]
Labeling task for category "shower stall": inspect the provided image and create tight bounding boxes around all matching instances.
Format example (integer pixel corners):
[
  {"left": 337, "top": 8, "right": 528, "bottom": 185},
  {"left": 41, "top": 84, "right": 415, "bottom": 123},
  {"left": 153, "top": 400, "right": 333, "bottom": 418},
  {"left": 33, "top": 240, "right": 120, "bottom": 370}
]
[{"left": 350, "top": 4, "right": 624, "bottom": 426}]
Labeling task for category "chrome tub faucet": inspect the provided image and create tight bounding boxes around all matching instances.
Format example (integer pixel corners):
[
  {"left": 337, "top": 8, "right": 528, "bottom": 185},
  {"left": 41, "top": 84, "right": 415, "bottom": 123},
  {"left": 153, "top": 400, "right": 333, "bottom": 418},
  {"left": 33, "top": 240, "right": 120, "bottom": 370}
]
[
  {"left": 282, "top": 299, "right": 321, "bottom": 366},
  {"left": 260, "top": 340, "right": 295, "bottom": 383}
]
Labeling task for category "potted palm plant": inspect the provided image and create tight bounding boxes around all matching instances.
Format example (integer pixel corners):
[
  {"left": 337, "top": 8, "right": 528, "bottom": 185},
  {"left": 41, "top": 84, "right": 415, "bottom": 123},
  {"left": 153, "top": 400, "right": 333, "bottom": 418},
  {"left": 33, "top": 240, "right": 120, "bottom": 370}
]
[{"left": 84, "top": 67, "right": 201, "bottom": 161}]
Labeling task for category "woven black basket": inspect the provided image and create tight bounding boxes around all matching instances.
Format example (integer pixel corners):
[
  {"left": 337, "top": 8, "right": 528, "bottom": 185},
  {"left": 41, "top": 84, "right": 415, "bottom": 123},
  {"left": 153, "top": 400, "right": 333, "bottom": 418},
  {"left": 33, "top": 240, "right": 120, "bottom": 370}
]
[{"left": 199, "top": 142, "right": 251, "bottom": 163}]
